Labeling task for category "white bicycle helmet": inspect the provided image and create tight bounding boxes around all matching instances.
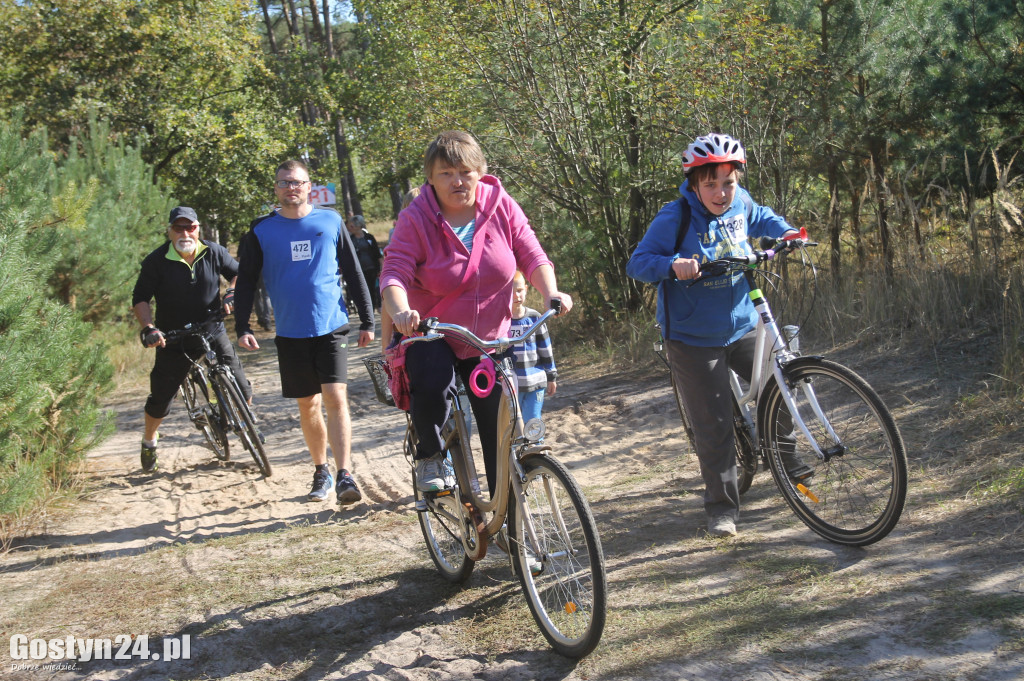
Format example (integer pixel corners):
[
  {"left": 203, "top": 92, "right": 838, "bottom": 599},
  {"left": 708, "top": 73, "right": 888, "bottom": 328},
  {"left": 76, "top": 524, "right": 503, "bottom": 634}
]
[{"left": 683, "top": 134, "right": 746, "bottom": 173}]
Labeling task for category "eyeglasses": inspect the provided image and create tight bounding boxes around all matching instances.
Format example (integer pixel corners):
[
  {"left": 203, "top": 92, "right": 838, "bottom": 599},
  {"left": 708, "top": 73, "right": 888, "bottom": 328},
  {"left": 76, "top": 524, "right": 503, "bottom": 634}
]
[
  {"left": 275, "top": 180, "right": 309, "bottom": 189},
  {"left": 170, "top": 223, "right": 200, "bottom": 233}
]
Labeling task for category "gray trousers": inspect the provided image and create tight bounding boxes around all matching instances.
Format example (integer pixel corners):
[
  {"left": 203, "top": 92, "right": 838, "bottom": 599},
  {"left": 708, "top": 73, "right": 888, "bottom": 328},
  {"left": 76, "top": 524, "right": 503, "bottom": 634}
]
[{"left": 666, "top": 331, "right": 756, "bottom": 521}]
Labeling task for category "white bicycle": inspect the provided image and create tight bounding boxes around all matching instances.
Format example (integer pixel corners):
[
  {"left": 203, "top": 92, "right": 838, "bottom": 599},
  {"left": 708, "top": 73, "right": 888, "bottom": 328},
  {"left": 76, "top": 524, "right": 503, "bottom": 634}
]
[{"left": 658, "top": 230, "right": 907, "bottom": 546}]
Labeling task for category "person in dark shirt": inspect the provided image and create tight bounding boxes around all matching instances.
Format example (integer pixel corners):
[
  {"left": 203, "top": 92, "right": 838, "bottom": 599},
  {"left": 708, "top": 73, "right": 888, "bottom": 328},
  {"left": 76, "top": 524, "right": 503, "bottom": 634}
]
[
  {"left": 131, "top": 206, "right": 250, "bottom": 473},
  {"left": 346, "top": 214, "right": 382, "bottom": 310}
]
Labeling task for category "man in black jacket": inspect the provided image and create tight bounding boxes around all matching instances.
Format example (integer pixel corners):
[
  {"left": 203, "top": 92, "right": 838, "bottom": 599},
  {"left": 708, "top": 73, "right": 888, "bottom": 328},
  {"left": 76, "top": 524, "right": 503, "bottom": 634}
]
[{"left": 131, "top": 206, "right": 250, "bottom": 473}]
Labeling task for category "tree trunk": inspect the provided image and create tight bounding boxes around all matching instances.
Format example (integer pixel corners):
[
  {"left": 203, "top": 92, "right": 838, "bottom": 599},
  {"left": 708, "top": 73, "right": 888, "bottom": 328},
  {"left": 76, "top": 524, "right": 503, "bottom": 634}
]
[
  {"left": 828, "top": 157, "right": 842, "bottom": 286},
  {"left": 259, "top": 0, "right": 279, "bottom": 54},
  {"left": 869, "top": 140, "right": 893, "bottom": 279},
  {"left": 306, "top": 0, "right": 323, "bottom": 44},
  {"left": 321, "top": 0, "right": 334, "bottom": 58}
]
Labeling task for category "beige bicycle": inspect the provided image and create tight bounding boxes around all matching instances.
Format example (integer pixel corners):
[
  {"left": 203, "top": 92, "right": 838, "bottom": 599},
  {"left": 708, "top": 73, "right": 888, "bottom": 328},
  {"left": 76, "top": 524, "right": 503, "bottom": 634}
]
[{"left": 364, "top": 304, "right": 606, "bottom": 658}]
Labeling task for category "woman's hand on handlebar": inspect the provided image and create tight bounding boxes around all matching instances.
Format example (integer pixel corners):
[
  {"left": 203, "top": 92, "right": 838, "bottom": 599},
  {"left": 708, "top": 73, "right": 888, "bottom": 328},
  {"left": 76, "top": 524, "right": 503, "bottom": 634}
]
[
  {"left": 392, "top": 309, "right": 422, "bottom": 337},
  {"left": 672, "top": 257, "right": 700, "bottom": 281},
  {"left": 549, "top": 292, "right": 573, "bottom": 315}
]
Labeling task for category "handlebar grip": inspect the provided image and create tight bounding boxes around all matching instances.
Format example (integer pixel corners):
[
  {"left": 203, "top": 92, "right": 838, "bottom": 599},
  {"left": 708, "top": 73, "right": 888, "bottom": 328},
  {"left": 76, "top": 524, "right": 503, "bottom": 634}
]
[
  {"left": 416, "top": 318, "right": 437, "bottom": 334},
  {"left": 549, "top": 298, "right": 563, "bottom": 315}
]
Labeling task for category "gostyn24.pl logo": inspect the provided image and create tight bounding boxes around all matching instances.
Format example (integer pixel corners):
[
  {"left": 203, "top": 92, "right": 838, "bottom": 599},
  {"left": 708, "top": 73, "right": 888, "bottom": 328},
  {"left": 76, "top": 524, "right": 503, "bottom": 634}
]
[{"left": 9, "top": 634, "right": 191, "bottom": 662}]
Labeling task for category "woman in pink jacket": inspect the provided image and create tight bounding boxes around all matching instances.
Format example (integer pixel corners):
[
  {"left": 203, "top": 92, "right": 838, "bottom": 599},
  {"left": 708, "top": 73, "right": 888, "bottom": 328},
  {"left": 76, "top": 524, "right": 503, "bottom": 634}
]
[{"left": 381, "top": 130, "right": 573, "bottom": 495}]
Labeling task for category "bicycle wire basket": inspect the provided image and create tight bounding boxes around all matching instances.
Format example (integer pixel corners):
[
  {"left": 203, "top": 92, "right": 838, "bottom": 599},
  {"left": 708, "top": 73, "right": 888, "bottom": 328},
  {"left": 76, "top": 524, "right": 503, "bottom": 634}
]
[{"left": 362, "top": 356, "right": 396, "bottom": 407}]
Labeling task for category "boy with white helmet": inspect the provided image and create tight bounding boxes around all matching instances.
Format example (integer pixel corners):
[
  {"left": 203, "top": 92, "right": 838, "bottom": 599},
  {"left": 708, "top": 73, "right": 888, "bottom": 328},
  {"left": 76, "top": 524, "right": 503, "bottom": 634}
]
[{"left": 627, "top": 133, "right": 806, "bottom": 537}]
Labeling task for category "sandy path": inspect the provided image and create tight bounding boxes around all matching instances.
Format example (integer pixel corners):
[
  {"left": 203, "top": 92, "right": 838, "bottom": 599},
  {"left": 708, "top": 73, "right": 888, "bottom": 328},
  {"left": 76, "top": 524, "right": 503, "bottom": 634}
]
[{"left": 4, "top": 328, "right": 1023, "bottom": 681}]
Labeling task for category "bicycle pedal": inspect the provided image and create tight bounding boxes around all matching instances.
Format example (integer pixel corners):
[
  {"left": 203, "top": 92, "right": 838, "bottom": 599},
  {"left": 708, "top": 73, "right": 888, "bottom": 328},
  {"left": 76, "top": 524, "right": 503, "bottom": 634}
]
[{"left": 414, "top": 498, "right": 428, "bottom": 512}]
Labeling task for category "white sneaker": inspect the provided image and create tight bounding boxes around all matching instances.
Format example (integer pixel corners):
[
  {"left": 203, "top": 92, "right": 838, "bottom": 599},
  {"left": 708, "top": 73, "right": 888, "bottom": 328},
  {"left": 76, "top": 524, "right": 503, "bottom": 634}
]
[
  {"left": 415, "top": 456, "right": 447, "bottom": 492},
  {"left": 707, "top": 515, "right": 738, "bottom": 538}
]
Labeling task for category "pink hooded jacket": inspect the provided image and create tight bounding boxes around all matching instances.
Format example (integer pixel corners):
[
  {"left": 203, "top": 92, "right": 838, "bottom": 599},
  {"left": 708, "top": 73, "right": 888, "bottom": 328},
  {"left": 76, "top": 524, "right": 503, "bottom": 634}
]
[{"left": 380, "top": 174, "right": 552, "bottom": 359}]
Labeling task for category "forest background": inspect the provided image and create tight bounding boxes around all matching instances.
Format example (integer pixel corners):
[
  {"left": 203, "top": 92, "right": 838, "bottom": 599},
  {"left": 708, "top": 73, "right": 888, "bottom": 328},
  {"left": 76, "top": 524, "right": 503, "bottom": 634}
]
[{"left": 0, "top": 0, "right": 1021, "bottom": 527}]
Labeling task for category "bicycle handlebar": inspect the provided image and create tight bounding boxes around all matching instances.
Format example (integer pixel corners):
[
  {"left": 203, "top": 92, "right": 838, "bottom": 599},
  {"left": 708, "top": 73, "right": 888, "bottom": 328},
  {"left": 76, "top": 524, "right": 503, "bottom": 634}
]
[
  {"left": 690, "top": 229, "right": 817, "bottom": 285},
  {"left": 161, "top": 312, "right": 227, "bottom": 349},
  {"left": 402, "top": 299, "right": 564, "bottom": 354}
]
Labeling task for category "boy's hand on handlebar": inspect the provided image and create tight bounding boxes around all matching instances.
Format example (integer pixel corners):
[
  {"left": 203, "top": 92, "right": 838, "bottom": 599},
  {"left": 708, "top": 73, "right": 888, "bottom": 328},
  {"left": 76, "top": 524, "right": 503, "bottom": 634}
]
[
  {"left": 672, "top": 257, "right": 700, "bottom": 281},
  {"left": 392, "top": 309, "right": 421, "bottom": 337}
]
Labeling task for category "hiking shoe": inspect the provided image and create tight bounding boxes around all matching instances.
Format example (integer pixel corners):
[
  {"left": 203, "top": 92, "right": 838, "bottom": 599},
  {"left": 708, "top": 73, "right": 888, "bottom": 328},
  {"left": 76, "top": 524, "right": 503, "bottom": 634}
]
[
  {"left": 781, "top": 452, "right": 814, "bottom": 481},
  {"left": 707, "top": 515, "right": 738, "bottom": 538},
  {"left": 335, "top": 470, "right": 362, "bottom": 505},
  {"left": 140, "top": 443, "right": 158, "bottom": 473},
  {"left": 307, "top": 469, "right": 334, "bottom": 502},
  {"left": 415, "top": 455, "right": 448, "bottom": 492}
]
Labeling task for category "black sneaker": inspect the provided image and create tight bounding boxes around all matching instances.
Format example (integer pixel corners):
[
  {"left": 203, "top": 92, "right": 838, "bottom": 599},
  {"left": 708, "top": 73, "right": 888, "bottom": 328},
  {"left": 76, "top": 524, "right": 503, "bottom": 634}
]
[
  {"left": 307, "top": 468, "right": 333, "bottom": 502},
  {"left": 335, "top": 470, "right": 362, "bottom": 505},
  {"left": 140, "top": 443, "right": 158, "bottom": 472}
]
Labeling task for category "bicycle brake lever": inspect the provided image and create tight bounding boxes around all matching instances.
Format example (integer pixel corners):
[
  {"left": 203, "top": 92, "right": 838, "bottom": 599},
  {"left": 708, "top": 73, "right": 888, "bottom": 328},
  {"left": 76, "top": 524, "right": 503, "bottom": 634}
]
[{"left": 416, "top": 317, "right": 438, "bottom": 334}]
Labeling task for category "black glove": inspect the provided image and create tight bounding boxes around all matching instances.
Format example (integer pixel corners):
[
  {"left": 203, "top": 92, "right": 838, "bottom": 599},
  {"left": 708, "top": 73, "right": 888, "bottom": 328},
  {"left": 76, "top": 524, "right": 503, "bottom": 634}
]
[
  {"left": 223, "top": 287, "right": 235, "bottom": 309},
  {"left": 140, "top": 325, "right": 163, "bottom": 348}
]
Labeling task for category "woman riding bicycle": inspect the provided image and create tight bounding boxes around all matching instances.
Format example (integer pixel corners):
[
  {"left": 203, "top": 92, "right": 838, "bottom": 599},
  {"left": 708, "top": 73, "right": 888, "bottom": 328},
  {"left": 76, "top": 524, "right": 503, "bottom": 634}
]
[
  {"left": 626, "top": 133, "right": 804, "bottom": 538},
  {"left": 380, "top": 130, "right": 573, "bottom": 496}
]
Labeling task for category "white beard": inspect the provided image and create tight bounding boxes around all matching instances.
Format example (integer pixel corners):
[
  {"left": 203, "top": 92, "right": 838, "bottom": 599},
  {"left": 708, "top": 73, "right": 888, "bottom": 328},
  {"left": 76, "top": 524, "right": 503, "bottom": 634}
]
[{"left": 175, "top": 237, "right": 197, "bottom": 254}]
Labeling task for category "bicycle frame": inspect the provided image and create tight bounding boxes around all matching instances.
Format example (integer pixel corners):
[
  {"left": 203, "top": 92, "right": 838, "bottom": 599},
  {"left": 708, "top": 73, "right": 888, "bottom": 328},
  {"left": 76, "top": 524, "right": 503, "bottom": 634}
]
[
  {"left": 717, "top": 244, "right": 842, "bottom": 464},
  {"left": 167, "top": 327, "right": 244, "bottom": 437},
  {"left": 404, "top": 310, "right": 559, "bottom": 559}
]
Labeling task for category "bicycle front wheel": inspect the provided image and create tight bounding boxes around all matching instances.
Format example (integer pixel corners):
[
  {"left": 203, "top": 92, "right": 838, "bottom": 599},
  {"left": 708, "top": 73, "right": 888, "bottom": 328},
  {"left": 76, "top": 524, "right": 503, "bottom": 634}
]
[
  {"left": 763, "top": 359, "right": 907, "bottom": 546},
  {"left": 181, "top": 370, "right": 230, "bottom": 461},
  {"left": 508, "top": 453, "right": 606, "bottom": 658},
  {"left": 414, "top": 420, "right": 474, "bottom": 583},
  {"left": 216, "top": 373, "right": 271, "bottom": 477}
]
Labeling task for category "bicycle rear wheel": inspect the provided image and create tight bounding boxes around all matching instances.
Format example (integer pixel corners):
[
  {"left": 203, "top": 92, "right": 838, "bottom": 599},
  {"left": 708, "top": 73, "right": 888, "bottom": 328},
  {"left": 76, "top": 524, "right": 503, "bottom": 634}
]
[
  {"left": 216, "top": 373, "right": 271, "bottom": 477},
  {"left": 734, "top": 403, "right": 757, "bottom": 496},
  {"left": 414, "top": 419, "right": 474, "bottom": 583},
  {"left": 508, "top": 453, "right": 606, "bottom": 658},
  {"left": 181, "top": 370, "right": 229, "bottom": 461},
  {"left": 763, "top": 359, "right": 907, "bottom": 546}
]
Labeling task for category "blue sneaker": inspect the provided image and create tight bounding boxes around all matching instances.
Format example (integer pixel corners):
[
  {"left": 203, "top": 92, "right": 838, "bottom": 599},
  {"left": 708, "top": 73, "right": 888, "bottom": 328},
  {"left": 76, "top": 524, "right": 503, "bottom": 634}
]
[
  {"left": 308, "top": 468, "right": 333, "bottom": 502},
  {"left": 335, "top": 470, "right": 362, "bottom": 505}
]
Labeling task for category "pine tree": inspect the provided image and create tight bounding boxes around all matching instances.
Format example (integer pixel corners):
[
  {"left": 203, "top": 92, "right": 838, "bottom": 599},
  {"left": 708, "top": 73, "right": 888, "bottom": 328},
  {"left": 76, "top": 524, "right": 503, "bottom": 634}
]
[{"left": 0, "top": 116, "right": 115, "bottom": 518}]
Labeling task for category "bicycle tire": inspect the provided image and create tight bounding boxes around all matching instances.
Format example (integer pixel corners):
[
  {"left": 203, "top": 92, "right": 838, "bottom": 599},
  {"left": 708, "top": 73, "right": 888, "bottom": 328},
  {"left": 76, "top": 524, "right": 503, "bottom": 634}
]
[
  {"left": 508, "top": 453, "right": 606, "bottom": 658},
  {"left": 734, "top": 401, "right": 757, "bottom": 495},
  {"left": 762, "top": 358, "right": 907, "bottom": 546},
  {"left": 414, "top": 421, "right": 474, "bottom": 583},
  {"left": 181, "top": 370, "right": 230, "bottom": 461},
  {"left": 216, "top": 373, "right": 272, "bottom": 477}
]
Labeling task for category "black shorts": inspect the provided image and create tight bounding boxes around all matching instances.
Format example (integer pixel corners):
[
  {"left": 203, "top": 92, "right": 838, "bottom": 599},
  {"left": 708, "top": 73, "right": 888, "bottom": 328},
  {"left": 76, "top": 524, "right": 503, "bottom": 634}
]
[{"left": 275, "top": 325, "right": 350, "bottom": 398}]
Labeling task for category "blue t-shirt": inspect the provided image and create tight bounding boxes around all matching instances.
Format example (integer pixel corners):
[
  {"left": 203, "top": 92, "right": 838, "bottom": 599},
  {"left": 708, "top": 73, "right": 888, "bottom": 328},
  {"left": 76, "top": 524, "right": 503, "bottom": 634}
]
[{"left": 252, "top": 209, "right": 349, "bottom": 338}]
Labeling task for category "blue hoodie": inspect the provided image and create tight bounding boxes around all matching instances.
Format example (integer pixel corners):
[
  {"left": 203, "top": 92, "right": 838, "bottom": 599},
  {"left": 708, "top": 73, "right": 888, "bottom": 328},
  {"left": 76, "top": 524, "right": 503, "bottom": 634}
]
[{"left": 626, "top": 181, "right": 795, "bottom": 347}]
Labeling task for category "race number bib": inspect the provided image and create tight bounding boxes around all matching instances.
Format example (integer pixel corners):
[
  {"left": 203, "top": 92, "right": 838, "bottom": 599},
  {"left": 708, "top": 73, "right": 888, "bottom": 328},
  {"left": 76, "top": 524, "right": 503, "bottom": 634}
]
[
  {"left": 291, "top": 240, "right": 312, "bottom": 261},
  {"left": 721, "top": 215, "right": 746, "bottom": 244}
]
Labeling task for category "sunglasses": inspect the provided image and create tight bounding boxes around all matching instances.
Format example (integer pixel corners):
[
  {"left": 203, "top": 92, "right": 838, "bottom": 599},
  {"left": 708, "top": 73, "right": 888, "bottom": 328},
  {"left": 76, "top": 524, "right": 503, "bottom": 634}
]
[{"left": 170, "top": 223, "right": 200, "bottom": 233}]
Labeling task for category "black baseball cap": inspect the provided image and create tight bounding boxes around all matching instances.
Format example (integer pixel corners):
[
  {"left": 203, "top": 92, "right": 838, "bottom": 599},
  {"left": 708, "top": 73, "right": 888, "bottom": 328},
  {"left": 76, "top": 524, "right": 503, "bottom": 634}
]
[{"left": 168, "top": 206, "right": 199, "bottom": 224}]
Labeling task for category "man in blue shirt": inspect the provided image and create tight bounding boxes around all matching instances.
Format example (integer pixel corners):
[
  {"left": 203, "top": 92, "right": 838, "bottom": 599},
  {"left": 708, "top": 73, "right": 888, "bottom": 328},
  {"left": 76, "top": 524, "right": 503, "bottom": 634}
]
[{"left": 234, "top": 161, "right": 374, "bottom": 504}]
